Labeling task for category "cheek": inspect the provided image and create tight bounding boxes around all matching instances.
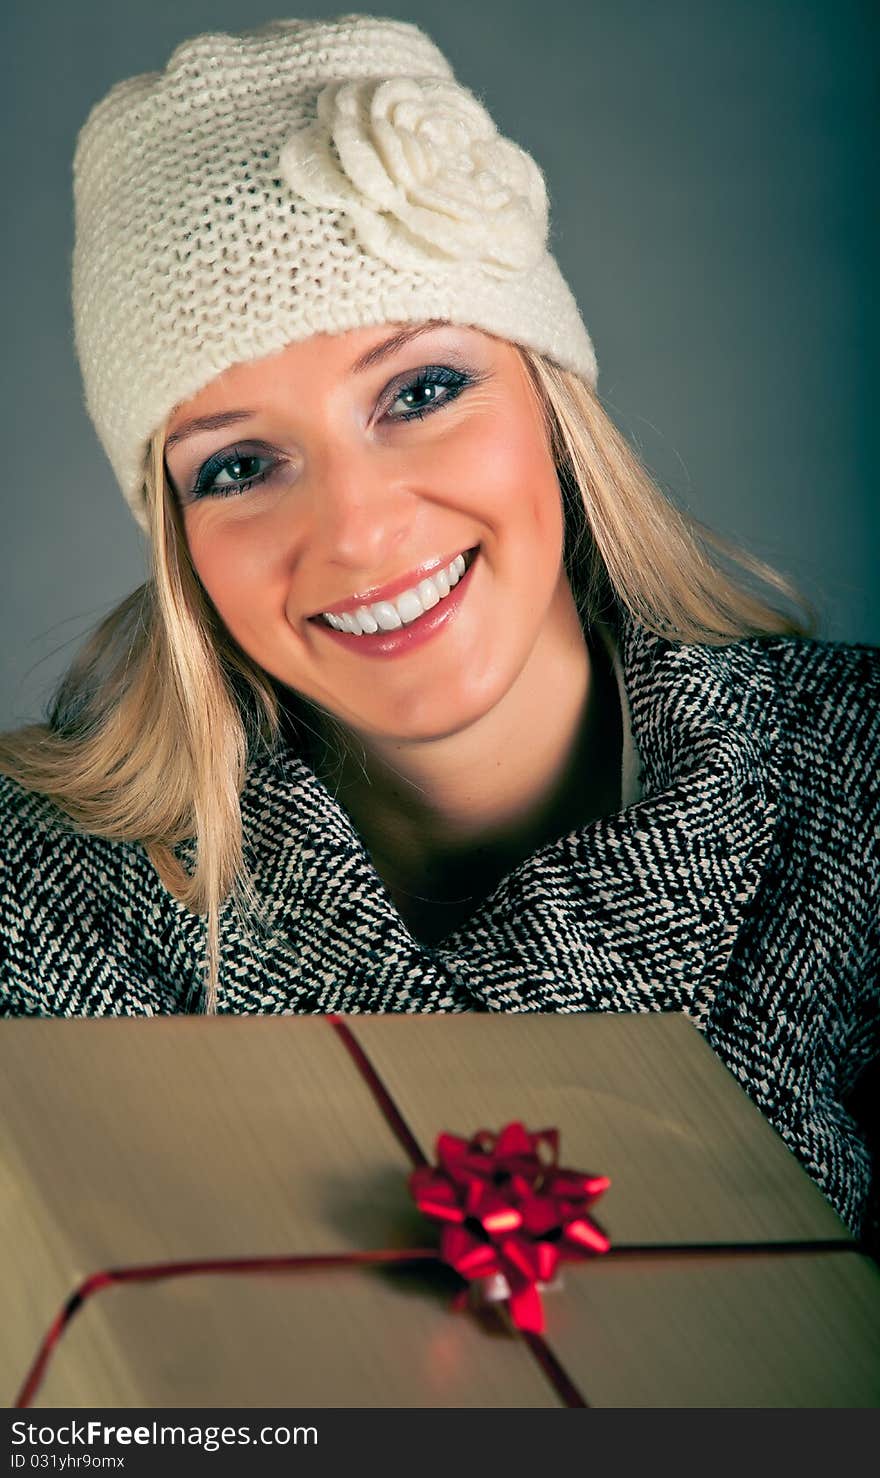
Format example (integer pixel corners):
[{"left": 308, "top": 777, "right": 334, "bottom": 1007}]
[
  {"left": 454, "top": 408, "right": 562, "bottom": 548},
  {"left": 525, "top": 457, "right": 565, "bottom": 548},
  {"left": 184, "top": 517, "right": 282, "bottom": 627}
]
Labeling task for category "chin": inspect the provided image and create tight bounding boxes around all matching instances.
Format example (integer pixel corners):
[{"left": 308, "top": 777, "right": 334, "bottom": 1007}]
[{"left": 356, "top": 672, "right": 514, "bottom": 746}]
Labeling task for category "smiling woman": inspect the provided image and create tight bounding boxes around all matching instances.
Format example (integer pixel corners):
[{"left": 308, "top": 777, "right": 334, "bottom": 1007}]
[
  {"left": 0, "top": 16, "right": 877, "bottom": 1251},
  {"left": 161, "top": 322, "right": 618, "bottom": 946}
]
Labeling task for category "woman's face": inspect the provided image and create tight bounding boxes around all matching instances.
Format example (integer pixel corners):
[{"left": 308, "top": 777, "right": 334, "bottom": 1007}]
[{"left": 164, "top": 322, "right": 571, "bottom": 744}]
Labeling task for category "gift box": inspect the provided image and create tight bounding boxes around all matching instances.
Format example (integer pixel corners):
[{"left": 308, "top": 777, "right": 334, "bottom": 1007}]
[{"left": 0, "top": 1013, "right": 878, "bottom": 1408}]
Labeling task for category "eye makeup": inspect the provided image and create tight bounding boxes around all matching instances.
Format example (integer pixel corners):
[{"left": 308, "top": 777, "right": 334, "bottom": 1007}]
[
  {"left": 179, "top": 360, "right": 486, "bottom": 503},
  {"left": 378, "top": 363, "right": 480, "bottom": 423},
  {"left": 190, "top": 444, "right": 282, "bottom": 501}
]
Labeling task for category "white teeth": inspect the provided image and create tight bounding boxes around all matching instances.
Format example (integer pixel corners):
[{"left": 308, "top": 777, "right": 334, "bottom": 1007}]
[
  {"left": 417, "top": 578, "right": 441, "bottom": 610},
  {"left": 372, "top": 601, "right": 403, "bottom": 631},
  {"left": 322, "top": 550, "right": 474, "bottom": 635},
  {"left": 396, "top": 590, "right": 424, "bottom": 625},
  {"left": 355, "top": 605, "right": 379, "bottom": 634}
]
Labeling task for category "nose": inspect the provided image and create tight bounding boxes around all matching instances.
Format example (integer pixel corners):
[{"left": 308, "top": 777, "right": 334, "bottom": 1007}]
[{"left": 307, "top": 442, "right": 415, "bottom": 574}]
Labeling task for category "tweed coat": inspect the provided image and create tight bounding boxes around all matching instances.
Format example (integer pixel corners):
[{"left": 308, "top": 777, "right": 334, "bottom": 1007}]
[{"left": 1, "top": 611, "right": 878, "bottom": 1248}]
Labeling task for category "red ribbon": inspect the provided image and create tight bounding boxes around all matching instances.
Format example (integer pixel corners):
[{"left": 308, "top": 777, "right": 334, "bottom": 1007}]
[{"left": 410, "top": 1121, "right": 611, "bottom": 1334}]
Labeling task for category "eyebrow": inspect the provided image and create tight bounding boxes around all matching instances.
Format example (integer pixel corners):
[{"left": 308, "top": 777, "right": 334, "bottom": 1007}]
[
  {"left": 164, "top": 322, "right": 451, "bottom": 450},
  {"left": 165, "top": 409, "right": 255, "bottom": 450},
  {"left": 348, "top": 320, "right": 447, "bottom": 374}
]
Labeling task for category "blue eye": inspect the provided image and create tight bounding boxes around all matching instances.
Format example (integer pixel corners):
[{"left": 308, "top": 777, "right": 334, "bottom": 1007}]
[
  {"left": 386, "top": 365, "right": 473, "bottom": 421},
  {"left": 191, "top": 447, "right": 276, "bottom": 500}
]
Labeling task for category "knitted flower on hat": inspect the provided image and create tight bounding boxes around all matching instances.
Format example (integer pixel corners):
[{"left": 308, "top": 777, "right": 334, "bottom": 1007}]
[{"left": 279, "top": 77, "right": 550, "bottom": 278}]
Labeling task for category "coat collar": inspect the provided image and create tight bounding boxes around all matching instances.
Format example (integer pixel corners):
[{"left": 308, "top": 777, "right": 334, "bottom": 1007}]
[{"left": 236, "top": 611, "right": 784, "bottom": 1023}]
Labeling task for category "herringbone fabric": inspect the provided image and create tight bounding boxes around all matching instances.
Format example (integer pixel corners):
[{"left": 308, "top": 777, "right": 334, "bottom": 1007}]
[{"left": 2, "top": 612, "right": 878, "bottom": 1245}]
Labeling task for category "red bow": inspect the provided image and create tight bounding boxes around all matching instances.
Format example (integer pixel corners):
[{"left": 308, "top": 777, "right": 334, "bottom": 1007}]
[{"left": 409, "top": 1121, "right": 610, "bottom": 1333}]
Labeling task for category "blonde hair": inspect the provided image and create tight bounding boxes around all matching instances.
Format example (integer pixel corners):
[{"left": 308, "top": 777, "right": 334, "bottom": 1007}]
[{"left": 0, "top": 354, "right": 814, "bottom": 1012}]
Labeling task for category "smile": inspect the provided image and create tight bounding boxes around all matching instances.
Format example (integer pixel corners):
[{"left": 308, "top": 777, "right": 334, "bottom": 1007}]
[{"left": 318, "top": 548, "right": 478, "bottom": 635}]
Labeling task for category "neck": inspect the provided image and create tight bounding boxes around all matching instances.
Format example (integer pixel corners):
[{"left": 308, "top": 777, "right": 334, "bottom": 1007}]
[{"left": 300, "top": 585, "right": 622, "bottom": 910}]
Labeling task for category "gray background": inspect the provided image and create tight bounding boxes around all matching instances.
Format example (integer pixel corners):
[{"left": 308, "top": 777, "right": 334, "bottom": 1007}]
[{"left": 1, "top": 0, "right": 876, "bottom": 729}]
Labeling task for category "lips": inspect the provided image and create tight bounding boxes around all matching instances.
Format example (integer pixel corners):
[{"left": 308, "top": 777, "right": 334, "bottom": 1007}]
[
  {"left": 314, "top": 544, "right": 480, "bottom": 659},
  {"left": 309, "top": 546, "right": 477, "bottom": 619}
]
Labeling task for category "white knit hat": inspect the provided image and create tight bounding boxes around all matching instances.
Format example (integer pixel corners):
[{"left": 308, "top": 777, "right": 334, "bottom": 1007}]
[{"left": 72, "top": 14, "right": 598, "bottom": 532}]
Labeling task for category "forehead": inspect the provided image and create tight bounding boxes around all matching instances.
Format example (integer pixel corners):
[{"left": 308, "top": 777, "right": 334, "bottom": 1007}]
[{"left": 165, "top": 321, "right": 502, "bottom": 431}]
